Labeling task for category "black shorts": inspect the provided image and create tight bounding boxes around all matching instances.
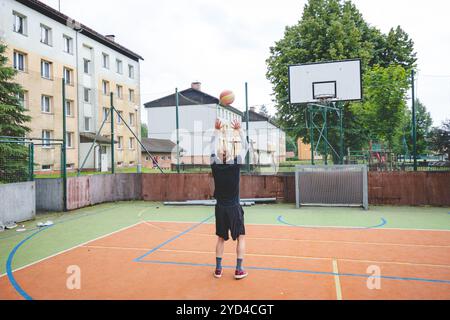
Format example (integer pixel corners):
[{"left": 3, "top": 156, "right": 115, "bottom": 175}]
[{"left": 215, "top": 203, "right": 246, "bottom": 241}]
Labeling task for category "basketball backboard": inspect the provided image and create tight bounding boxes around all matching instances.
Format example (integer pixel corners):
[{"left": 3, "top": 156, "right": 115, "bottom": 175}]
[{"left": 289, "top": 59, "right": 362, "bottom": 104}]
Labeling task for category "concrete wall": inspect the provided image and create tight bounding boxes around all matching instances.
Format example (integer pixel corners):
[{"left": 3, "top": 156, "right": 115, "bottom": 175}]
[
  {"left": 35, "top": 178, "right": 64, "bottom": 212},
  {"left": 67, "top": 173, "right": 141, "bottom": 210},
  {"left": 0, "top": 181, "right": 35, "bottom": 223}
]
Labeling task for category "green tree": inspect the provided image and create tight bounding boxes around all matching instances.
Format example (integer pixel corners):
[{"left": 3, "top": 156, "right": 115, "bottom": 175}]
[
  {"left": 259, "top": 105, "right": 269, "bottom": 117},
  {"left": 403, "top": 99, "right": 433, "bottom": 155},
  {"left": 429, "top": 119, "right": 450, "bottom": 161},
  {"left": 0, "top": 42, "right": 31, "bottom": 183},
  {"left": 378, "top": 26, "right": 417, "bottom": 70},
  {"left": 350, "top": 65, "right": 410, "bottom": 152},
  {"left": 266, "top": 0, "right": 417, "bottom": 162},
  {"left": 141, "top": 122, "right": 148, "bottom": 138}
]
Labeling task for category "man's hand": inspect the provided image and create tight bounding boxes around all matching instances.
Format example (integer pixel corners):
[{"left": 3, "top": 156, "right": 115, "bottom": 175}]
[
  {"left": 231, "top": 119, "right": 241, "bottom": 131},
  {"left": 215, "top": 119, "right": 223, "bottom": 130}
]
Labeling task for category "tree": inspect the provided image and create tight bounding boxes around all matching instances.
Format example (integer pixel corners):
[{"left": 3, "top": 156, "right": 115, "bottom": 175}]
[
  {"left": 259, "top": 105, "right": 269, "bottom": 117},
  {"left": 141, "top": 122, "right": 148, "bottom": 139},
  {"left": 266, "top": 0, "right": 417, "bottom": 162},
  {"left": 378, "top": 26, "right": 417, "bottom": 70},
  {"left": 0, "top": 42, "right": 31, "bottom": 183},
  {"left": 429, "top": 120, "right": 450, "bottom": 161},
  {"left": 350, "top": 65, "right": 410, "bottom": 152},
  {"left": 403, "top": 99, "right": 433, "bottom": 155}
]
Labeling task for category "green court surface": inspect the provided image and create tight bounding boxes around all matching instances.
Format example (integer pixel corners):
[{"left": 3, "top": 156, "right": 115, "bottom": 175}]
[{"left": 0, "top": 201, "right": 449, "bottom": 277}]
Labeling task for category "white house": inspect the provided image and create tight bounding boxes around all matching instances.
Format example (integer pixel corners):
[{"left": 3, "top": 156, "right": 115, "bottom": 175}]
[
  {"left": 144, "top": 82, "right": 243, "bottom": 165},
  {"left": 144, "top": 83, "right": 287, "bottom": 167},
  {"left": 244, "top": 107, "right": 287, "bottom": 166}
]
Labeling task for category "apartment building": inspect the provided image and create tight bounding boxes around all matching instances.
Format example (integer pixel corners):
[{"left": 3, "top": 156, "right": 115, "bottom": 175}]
[{"left": 0, "top": 0, "right": 143, "bottom": 172}]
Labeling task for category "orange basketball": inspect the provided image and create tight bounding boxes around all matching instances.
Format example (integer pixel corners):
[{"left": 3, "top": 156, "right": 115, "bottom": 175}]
[{"left": 220, "top": 90, "right": 235, "bottom": 106}]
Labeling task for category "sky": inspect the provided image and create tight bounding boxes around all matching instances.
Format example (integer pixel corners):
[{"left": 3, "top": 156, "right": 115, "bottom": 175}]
[{"left": 42, "top": 0, "right": 450, "bottom": 126}]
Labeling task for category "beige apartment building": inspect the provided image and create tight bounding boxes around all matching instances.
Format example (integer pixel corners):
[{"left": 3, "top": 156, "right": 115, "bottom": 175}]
[{"left": 0, "top": 0, "right": 143, "bottom": 173}]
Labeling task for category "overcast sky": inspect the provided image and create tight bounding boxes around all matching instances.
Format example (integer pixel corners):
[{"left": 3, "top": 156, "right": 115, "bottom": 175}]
[{"left": 43, "top": 0, "right": 449, "bottom": 126}]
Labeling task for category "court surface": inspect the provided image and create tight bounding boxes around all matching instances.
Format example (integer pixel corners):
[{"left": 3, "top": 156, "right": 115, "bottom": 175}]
[{"left": 0, "top": 202, "right": 449, "bottom": 300}]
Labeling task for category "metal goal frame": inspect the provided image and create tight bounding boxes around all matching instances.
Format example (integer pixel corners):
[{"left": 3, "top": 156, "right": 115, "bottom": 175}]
[{"left": 295, "top": 165, "right": 368, "bottom": 210}]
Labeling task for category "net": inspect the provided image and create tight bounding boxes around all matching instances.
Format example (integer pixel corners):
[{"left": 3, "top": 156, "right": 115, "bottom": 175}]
[{"left": 295, "top": 165, "right": 368, "bottom": 210}]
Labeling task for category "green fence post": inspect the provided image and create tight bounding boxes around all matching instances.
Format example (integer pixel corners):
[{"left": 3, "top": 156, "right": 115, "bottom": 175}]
[
  {"left": 29, "top": 142, "right": 34, "bottom": 181},
  {"left": 62, "top": 79, "right": 67, "bottom": 212},
  {"left": 110, "top": 92, "right": 115, "bottom": 174},
  {"left": 175, "top": 88, "right": 180, "bottom": 173},
  {"left": 411, "top": 69, "right": 417, "bottom": 172},
  {"left": 245, "top": 82, "right": 250, "bottom": 173}
]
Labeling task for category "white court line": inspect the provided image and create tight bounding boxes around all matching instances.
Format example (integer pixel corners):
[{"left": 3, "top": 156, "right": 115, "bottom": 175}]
[
  {"left": 142, "top": 221, "right": 450, "bottom": 248},
  {"left": 0, "top": 222, "right": 143, "bottom": 279},
  {"left": 80, "top": 245, "right": 450, "bottom": 269},
  {"left": 140, "top": 219, "right": 450, "bottom": 232},
  {"left": 333, "top": 259, "right": 343, "bottom": 300}
]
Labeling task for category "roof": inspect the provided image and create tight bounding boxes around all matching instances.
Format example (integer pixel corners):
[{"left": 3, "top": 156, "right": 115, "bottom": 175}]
[
  {"left": 141, "top": 138, "right": 179, "bottom": 153},
  {"left": 243, "top": 110, "right": 281, "bottom": 128},
  {"left": 80, "top": 132, "right": 116, "bottom": 144},
  {"left": 144, "top": 88, "right": 243, "bottom": 116},
  {"left": 16, "top": 0, "right": 144, "bottom": 61}
]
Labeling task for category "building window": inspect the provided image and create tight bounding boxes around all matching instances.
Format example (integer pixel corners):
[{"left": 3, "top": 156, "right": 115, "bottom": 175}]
[
  {"left": 63, "top": 67, "right": 73, "bottom": 85},
  {"left": 116, "top": 85, "right": 123, "bottom": 99},
  {"left": 13, "top": 51, "right": 26, "bottom": 71},
  {"left": 41, "top": 95, "right": 51, "bottom": 113},
  {"left": 103, "top": 107, "right": 109, "bottom": 121},
  {"left": 102, "top": 80, "right": 109, "bottom": 95},
  {"left": 66, "top": 132, "right": 73, "bottom": 148},
  {"left": 63, "top": 35, "right": 73, "bottom": 54},
  {"left": 84, "top": 88, "right": 91, "bottom": 103},
  {"left": 116, "top": 59, "right": 123, "bottom": 74},
  {"left": 118, "top": 136, "right": 123, "bottom": 149},
  {"left": 102, "top": 53, "right": 109, "bottom": 69},
  {"left": 65, "top": 100, "right": 72, "bottom": 116},
  {"left": 40, "top": 24, "right": 52, "bottom": 46},
  {"left": 41, "top": 165, "right": 52, "bottom": 171},
  {"left": 42, "top": 130, "right": 51, "bottom": 147},
  {"left": 66, "top": 164, "right": 75, "bottom": 170},
  {"left": 129, "top": 89, "right": 135, "bottom": 103},
  {"left": 84, "top": 117, "right": 91, "bottom": 131},
  {"left": 145, "top": 156, "right": 149, "bottom": 161},
  {"left": 117, "top": 161, "right": 123, "bottom": 166},
  {"left": 13, "top": 12, "right": 27, "bottom": 35},
  {"left": 41, "top": 60, "right": 52, "bottom": 79},
  {"left": 117, "top": 111, "right": 123, "bottom": 124},
  {"left": 129, "top": 113, "right": 135, "bottom": 126},
  {"left": 129, "top": 161, "right": 135, "bottom": 166},
  {"left": 17, "top": 91, "right": 27, "bottom": 109},
  {"left": 129, "top": 137, "right": 134, "bottom": 150},
  {"left": 83, "top": 59, "right": 90, "bottom": 74},
  {"left": 128, "top": 65, "right": 134, "bottom": 79}
]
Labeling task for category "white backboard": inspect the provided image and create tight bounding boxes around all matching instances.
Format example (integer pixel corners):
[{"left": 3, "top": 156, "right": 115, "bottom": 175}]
[{"left": 289, "top": 59, "right": 362, "bottom": 104}]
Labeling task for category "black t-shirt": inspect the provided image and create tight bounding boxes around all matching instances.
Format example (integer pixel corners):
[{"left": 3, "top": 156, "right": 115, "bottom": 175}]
[{"left": 211, "top": 163, "right": 241, "bottom": 206}]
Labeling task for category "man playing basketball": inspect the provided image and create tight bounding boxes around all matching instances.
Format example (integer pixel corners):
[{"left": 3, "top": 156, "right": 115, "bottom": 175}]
[{"left": 210, "top": 118, "right": 249, "bottom": 280}]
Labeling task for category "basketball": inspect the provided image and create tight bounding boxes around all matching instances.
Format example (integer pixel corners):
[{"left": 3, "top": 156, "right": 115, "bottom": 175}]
[{"left": 219, "top": 90, "right": 235, "bottom": 106}]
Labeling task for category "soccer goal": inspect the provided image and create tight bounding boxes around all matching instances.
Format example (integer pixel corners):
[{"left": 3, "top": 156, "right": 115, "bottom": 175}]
[{"left": 295, "top": 165, "right": 368, "bottom": 210}]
